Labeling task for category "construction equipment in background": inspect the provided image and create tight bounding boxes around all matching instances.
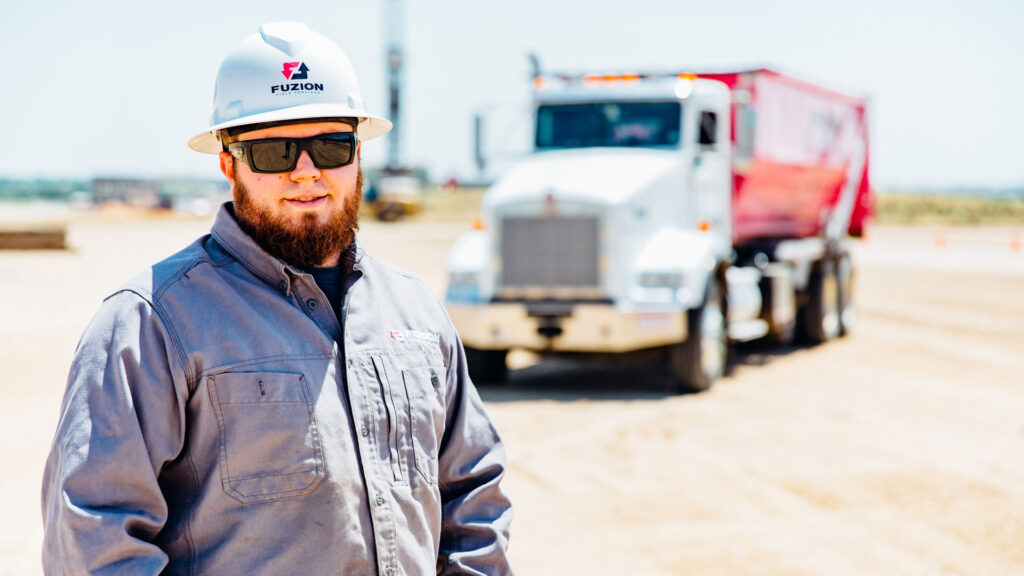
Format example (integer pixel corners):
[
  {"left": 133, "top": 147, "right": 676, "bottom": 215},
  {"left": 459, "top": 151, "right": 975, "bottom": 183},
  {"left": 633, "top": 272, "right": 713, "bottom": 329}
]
[
  {"left": 372, "top": 0, "right": 424, "bottom": 221},
  {"left": 0, "top": 225, "right": 66, "bottom": 250},
  {"left": 369, "top": 173, "right": 425, "bottom": 221}
]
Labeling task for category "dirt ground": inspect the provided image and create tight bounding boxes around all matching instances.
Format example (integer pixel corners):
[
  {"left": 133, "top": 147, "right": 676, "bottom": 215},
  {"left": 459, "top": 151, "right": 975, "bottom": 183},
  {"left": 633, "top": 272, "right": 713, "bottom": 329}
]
[{"left": 2, "top": 215, "right": 1023, "bottom": 575}]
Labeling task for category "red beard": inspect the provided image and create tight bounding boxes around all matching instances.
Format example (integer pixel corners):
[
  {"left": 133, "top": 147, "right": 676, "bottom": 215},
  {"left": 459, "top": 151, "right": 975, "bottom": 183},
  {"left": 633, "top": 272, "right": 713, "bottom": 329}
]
[{"left": 232, "top": 170, "right": 363, "bottom": 268}]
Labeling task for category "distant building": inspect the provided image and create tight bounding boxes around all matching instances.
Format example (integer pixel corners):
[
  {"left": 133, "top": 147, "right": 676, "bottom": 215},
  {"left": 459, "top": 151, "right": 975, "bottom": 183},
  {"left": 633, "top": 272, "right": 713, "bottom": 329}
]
[
  {"left": 90, "top": 178, "right": 230, "bottom": 213},
  {"left": 91, "top": 178, "right": 161, "bottom": 207}
]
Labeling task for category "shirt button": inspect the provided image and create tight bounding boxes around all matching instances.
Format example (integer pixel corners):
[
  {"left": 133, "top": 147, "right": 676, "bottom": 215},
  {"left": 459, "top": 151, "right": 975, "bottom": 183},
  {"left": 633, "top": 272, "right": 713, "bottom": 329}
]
[
  {"left": 360, "top": 424, "right": 369, "bottom": 437},
  {"left": 430, "top": 373, "right": 440, "bottom": 386},
  {"left": 306, "top": 298, "right": 318, "bottom": 310},
  {"left": 384, "top": 565, "right": 394, "bottom": 576},
  {"left": 375, "top": 493, "right": 385, "bottom": 506},
  {"left": 278, "top": 280, "right": 287, "bottom": 293}
]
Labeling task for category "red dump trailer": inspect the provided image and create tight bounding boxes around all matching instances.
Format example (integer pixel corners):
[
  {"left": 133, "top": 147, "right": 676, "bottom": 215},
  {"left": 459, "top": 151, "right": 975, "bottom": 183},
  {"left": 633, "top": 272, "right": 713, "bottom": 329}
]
[{"left": 701, "top": 68, "right": 871, "bottom": 243}]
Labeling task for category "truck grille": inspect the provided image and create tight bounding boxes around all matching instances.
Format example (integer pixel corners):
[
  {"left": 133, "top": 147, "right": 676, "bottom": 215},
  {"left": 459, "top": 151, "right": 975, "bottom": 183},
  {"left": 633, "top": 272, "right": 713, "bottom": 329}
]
[{"left": 500, "top": 216, "right": 600, "bottom": 288}]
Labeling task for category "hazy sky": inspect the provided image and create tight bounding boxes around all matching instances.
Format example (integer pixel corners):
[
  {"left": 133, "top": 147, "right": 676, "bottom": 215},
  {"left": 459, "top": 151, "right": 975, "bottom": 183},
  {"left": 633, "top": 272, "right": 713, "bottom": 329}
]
[{"left": 1, "top": 0, "right": 1021, "bottom": 188}]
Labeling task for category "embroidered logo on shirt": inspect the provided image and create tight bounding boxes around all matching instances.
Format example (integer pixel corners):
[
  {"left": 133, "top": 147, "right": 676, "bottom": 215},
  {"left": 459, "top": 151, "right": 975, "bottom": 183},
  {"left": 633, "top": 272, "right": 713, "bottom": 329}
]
[{"left": 389, "top": 329, "right": 439, "bottom": 344}]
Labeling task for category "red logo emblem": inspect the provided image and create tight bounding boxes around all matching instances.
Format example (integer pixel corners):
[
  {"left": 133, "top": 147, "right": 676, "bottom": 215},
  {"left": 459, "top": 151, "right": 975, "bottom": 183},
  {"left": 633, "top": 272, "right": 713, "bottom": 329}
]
[{"left": 281, "top": 62, "right": 309, "bottom": 80}]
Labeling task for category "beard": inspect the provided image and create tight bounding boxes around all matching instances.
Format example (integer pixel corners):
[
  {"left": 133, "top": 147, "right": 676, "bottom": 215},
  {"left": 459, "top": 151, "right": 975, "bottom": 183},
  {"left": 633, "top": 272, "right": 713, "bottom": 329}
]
[{"left": 232, "top": 169, "right": 363, "bottom": 269}]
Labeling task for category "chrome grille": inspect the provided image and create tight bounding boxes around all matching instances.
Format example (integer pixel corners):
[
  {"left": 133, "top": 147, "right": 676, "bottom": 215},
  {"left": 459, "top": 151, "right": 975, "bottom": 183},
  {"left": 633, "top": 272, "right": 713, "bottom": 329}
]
[{"left": 500, "top": 216, "right": 600, "bottom": 288}]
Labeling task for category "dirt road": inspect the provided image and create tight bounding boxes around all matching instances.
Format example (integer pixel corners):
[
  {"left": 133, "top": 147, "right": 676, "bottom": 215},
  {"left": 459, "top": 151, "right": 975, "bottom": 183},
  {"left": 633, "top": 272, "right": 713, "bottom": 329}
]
[{"left": 2, "top": 217, "right": 1022, "bottom": 574}]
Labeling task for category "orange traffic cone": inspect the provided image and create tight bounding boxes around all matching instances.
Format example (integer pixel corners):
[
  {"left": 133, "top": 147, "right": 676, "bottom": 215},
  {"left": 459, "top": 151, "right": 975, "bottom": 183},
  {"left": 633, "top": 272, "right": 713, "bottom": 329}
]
[
  {"left": 1011, "top": 231, "right": 1022, "bottom": 254},
  {"left": 934, "top": 229, "right": 946, "bottom": 250}
]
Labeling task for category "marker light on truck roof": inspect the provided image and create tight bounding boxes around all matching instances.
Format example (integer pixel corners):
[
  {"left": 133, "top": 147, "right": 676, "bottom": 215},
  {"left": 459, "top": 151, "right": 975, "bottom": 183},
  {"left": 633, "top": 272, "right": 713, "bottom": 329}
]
[
  {"left": 674, "top": 79, "right": 694, "bottom": 99},
  {"left": 582, "top": 73, "right": 642, "bottom": 87}
]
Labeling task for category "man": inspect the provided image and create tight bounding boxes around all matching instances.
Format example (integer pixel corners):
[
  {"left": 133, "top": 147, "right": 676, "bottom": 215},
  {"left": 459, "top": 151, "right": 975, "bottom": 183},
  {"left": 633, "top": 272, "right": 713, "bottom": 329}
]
[{"left": 42, "top": 22, "right": 512, "bottom": 575}]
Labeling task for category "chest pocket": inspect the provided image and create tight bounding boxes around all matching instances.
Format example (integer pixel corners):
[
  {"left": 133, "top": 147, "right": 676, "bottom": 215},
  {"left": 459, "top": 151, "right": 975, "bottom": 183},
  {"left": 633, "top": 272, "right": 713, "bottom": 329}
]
[
  {"left": 367, "top": 355, "right": 446, "bottom": 486},
  {"left": 402, "top": 366, "right": 446, "bottom": 484},
  {"left": 208, "top": 371, "right": 325, "bottom": 504}
]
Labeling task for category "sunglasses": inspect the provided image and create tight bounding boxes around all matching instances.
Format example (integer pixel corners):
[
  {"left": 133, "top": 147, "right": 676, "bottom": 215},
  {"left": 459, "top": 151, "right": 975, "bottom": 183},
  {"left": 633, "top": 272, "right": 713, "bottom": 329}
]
[{"left": 226, "top": 132, "right": 358, "bottom": 174}]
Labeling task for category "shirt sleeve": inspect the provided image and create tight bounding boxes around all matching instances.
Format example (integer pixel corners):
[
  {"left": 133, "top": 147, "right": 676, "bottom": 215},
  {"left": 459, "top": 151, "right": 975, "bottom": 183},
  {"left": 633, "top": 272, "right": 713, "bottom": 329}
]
[
  {"left": 436, "top": 320, "right": 514, "bottom": 576},
  {"left": 42, "top": 290, "right": 190, "bottom": 575}
]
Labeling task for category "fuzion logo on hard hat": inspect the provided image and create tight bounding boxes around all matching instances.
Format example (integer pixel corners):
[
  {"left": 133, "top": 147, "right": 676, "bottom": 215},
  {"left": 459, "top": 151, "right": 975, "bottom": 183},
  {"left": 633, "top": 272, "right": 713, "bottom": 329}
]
[
  {"left": 271, "top": 61, "right": 324, "bottom": 95},
  {"left": 281, "top": 62, "right": 309, "bottom": 80}
]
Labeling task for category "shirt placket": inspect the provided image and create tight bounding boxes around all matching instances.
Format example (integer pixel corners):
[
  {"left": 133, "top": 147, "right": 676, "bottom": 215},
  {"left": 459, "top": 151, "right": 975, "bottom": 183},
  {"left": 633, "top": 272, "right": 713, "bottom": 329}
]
[
  {"left": 290, "top": 273, "right": 342, "bottom": 342},
  {"left": 342, "top": 274, "right": 400, "bottom": 576}
]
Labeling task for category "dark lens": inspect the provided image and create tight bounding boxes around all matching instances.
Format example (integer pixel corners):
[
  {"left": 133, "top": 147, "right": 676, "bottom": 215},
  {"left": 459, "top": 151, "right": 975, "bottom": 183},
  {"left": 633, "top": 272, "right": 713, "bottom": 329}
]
[
  {"left": 309, "top": 134, "right": 354, "bottom": 169},
  {"left": 249, "top": 139, "right": 298, "bottom": 172}
]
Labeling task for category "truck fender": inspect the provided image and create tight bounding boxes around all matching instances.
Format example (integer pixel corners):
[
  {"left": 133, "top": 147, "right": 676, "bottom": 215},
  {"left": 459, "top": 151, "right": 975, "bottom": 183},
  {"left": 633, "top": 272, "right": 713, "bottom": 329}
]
[{"left": 632, "top": 228, "right": 718, "bottom": 309}]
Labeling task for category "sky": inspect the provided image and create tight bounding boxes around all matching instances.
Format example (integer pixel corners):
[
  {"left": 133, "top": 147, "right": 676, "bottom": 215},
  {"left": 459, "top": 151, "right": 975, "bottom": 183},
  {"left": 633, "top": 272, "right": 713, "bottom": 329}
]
[{"left": 0, "top": 0, "right": 1021, "bottom": 189}]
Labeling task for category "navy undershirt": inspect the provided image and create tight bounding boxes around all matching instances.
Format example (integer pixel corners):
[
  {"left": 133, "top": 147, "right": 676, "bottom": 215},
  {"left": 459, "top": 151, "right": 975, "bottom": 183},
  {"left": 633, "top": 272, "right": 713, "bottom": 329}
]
[{"left": 305, "top": 265, "right": 344, "bottom": 334}]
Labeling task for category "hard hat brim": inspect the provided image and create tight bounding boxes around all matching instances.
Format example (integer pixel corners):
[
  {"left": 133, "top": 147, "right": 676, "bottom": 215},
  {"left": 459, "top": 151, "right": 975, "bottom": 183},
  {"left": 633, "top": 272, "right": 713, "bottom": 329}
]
[{"left": 188, "top": 103, "right": 392, "bottom": 154}]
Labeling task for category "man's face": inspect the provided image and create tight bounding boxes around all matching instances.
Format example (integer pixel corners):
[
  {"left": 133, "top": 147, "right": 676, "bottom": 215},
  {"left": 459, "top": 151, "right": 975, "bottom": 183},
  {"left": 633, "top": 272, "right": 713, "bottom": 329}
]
[{"left": 218, "top": 121, "right": 362, "bottom": 268}]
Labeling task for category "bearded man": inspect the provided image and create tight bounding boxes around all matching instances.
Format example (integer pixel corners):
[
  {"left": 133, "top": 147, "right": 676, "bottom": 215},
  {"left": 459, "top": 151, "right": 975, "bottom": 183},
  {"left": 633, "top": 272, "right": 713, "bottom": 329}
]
[{"left": 41, "top": 23, "right": 512, "bottom": 576}]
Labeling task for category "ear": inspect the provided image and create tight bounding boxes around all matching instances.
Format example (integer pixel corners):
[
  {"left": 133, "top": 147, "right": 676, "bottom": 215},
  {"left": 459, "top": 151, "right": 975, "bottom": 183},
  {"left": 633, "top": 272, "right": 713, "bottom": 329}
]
[{"left": 219, "top": 151, "right": 235, "bottom": 186}]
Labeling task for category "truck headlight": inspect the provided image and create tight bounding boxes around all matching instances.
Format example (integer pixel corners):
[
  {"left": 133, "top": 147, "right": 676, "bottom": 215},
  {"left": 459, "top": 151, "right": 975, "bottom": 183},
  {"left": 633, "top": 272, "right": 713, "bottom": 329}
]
[
  {"left": 449, "top": 271, "right": 479, "bottom": 286},
  {"left": 639, "top": 271, "right": 685, "bottom": 289},
  {"left": 633, "top": 271, "right": 698, "bottom": 306}
]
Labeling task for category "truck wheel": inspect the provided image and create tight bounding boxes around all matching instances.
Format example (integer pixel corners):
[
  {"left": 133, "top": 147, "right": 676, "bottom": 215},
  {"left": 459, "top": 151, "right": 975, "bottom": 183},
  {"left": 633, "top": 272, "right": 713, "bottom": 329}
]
[
  {"left": 464, "top": 347, "right": 508, "bottom": 383},
  {"left": 801, "top": 259, "right": 841, "bottom": 344},
  {"left": 668, "top": 278, "right": 727, "bottom": 393},
  {"left": 761, "top": 272, "right": 796, "bottom": 347},
  {"left": 836, "top": 251, "right": 855, "bottom": 336},
  {"left": 768, "top": 297, "right": 796, "bottom": 346}
]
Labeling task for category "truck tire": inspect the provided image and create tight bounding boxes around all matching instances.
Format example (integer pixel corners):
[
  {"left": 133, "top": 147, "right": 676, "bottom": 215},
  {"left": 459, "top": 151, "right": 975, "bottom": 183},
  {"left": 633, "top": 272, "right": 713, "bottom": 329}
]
[
  {"left": 464, "top": 347, "right": 508, "bottom": 383},
  {"left": 667, "top": 278, "right": 727, "bottom": 393},
  {"left": 761, "top": 272, "right": 796, "bottom": 347},
  {"left": 801, "top": 259, "right": 841, "bottom": 344}
]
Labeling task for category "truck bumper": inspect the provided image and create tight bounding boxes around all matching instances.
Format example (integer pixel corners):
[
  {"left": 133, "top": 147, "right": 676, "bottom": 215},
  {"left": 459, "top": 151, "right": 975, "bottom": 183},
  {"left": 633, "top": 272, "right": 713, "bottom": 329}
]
[{"left": 447, "top": 302, "right": 687, "bottom": 353}]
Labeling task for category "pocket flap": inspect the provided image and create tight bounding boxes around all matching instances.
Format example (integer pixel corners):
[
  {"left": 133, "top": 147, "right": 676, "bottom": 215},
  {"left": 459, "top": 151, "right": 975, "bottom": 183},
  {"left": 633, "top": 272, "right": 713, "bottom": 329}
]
[
  {"left": 211, "top": 371, "right": 306, "bottom": 404},
  {"left": 401, "top": 366, "right": 444, "bottom": 399}
]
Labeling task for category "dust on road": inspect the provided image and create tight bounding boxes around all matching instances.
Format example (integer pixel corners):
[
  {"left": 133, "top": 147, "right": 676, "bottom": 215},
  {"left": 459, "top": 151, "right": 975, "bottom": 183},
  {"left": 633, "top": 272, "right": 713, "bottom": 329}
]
[{"left": 2, "top": 217, "right": 1022, "bottom": 575}]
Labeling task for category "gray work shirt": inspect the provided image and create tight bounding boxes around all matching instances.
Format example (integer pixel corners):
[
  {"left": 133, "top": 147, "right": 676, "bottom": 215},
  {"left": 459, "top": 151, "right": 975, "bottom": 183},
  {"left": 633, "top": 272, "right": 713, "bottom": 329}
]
[{"left": 42, "top": 204, "right": 512, "bottom": 575}]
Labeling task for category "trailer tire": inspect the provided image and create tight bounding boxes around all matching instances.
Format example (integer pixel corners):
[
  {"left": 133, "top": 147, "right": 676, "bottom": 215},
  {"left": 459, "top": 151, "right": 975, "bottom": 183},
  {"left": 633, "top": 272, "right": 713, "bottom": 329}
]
[
  {"left": 837, "top": 251, "right": 856, "bottom": 336},
  {"left": 801, "top": 259, "right": 841, "bottom": 344},
  {"left": 464, "top": 347, "right": 508, "bottom": 384},
  {"left": 667, "top": 277, "right": 727, "bottom": 393}
]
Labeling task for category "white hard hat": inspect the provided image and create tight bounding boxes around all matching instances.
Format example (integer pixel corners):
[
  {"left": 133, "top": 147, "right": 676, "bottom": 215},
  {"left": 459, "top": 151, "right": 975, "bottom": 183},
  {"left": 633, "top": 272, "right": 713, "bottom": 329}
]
[{"left": 188, "top": 22, "right": 392, "bottom": 153}]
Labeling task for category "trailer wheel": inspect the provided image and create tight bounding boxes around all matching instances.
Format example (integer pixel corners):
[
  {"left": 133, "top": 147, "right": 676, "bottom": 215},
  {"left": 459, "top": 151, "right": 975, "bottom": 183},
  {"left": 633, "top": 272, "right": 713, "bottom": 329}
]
[
  {"left": 668, "top": 278, "right": 727, "bottom": 393},
  {"left": 464, "top": 347, "right": 508, "bottom": 383},
  {"left": 836, "top": 251, "right": 856, "bottom": 336},
  {"left": 801, "top": 259, "right": 841, "bottom": 344}
]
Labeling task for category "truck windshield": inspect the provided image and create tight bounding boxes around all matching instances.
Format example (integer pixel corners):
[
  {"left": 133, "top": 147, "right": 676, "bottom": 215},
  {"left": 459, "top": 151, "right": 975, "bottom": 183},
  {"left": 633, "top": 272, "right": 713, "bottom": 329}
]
[{"left": 535, "top": 102, "right": 682, "bottom": 149}]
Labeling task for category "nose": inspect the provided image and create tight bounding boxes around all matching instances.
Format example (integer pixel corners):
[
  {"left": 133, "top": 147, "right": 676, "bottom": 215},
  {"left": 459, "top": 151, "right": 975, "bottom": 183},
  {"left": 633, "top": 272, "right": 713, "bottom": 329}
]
[{"left": 289, "top": 150, "right": 321, "bottom": 182}]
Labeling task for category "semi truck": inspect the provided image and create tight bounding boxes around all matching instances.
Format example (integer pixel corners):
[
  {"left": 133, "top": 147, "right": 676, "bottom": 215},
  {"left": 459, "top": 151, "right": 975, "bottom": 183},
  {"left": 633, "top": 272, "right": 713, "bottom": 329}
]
[{"left": 444, "top": 68, "right": 871, "bottom": 392}]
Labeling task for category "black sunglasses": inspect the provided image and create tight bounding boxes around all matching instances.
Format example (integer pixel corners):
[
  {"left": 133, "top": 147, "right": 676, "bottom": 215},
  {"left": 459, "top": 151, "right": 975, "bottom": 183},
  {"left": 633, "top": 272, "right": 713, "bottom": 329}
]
[{"left": 227, "top": 132, "right": 358, "bottom": 174}]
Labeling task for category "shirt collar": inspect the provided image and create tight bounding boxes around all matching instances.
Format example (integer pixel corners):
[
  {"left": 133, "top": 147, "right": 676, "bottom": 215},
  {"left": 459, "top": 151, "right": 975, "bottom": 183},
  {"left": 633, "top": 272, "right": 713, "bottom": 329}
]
[{"left": 209, "top": 202, "right": 365, "bottom": 295}]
